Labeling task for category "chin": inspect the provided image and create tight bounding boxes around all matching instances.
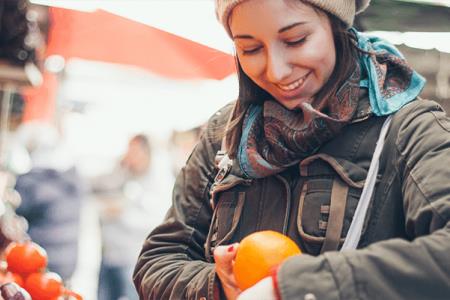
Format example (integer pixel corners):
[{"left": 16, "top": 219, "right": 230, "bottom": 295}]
[
  {"left": 282, "top": 103, "right": 300, "bottom": 111},
  {"left": 278, "top": 98, "right": 311, "bottom": 111}
]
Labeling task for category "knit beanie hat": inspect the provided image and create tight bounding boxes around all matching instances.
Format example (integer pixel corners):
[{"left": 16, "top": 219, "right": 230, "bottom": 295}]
[{"left": 216, "top": 0, "right": 371, "bottom": 36}]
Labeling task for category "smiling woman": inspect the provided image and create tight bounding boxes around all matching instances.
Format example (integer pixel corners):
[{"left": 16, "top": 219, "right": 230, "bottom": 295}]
[{"left": 133, "top": 1, "right": 450, "bottom": 299}]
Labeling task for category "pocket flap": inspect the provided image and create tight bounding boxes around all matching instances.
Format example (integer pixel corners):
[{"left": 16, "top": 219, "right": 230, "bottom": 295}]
[{"left": 300, "top": 153, "right": 366, "bottom": 188}]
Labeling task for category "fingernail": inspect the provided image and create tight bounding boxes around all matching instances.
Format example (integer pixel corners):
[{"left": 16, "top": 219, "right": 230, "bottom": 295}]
[{"left": 227, "top": 245, "right": 234, "bottom": 252}]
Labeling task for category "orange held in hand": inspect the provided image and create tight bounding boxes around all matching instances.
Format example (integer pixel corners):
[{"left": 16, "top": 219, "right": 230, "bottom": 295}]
[
  {"left": 5, "top": 242, "right": 48, "bottom": 275},
  {"left": 233, "top": 230, "right": 301, "bottom": 291}
]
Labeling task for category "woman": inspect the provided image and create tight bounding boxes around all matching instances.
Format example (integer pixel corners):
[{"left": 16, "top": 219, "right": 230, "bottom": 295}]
[{"left": 134, "top": 0, "right": 450, "bottom": 299}]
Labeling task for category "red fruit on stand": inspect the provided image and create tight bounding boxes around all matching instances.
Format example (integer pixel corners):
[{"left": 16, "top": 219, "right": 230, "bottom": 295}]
[
  {"left": 24, "top": 272, "right": 62, "bottom": 300},
  {"left": 12, "top": 273, "right": 23, "bottom": 287},
  {"left": 5, "top": 242, "right": 48, "bottom": 275},
  {"left": 11, "top": 273, "right": 24, "bottom": 287},
  {"left": 24, "top": 272, "right": 82, "bottom": 300}
]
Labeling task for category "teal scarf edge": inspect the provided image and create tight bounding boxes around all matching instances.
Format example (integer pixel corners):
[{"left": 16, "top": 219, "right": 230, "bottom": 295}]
[{"left": 354, "top": 29, "right": 426, "bottom": 116}]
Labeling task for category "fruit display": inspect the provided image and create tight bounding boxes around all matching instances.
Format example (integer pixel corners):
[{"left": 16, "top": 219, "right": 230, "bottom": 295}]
[
  {"left": 233, "top": 230, "right": 301, "bottom": 291},
  {"left": 5, "top": 242, "right": 47, "bottom": 275},
  {"left": 0, "top": 242, "right": 82, "bottom": 300}
]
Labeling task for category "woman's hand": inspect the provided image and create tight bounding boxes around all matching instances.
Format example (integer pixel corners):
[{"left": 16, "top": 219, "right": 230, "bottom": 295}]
[{"left": 214, "top": 243, "right": 241, "bottom": 300}]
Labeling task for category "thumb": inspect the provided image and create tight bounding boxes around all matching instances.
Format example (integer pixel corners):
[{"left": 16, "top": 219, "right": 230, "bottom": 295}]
[{"left": 214, "top": 243, "right": 239, "bottom": 273}]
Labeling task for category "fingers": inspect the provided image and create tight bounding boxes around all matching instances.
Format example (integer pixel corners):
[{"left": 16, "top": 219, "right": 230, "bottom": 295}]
[
  {"left": 214, "top": 243, "right": 241, "bottom": 299},
  {"left": 214, "top": 243, "right": 239, "bottom": 276}
]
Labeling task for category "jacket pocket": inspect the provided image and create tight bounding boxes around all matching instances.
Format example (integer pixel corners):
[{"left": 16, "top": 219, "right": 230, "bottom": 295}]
[
  {"left": 297, "top": 153, "right": 366, "bottom": 254},
  {"left": 205, "top": 190, "right": 245, "bottom": 261}
]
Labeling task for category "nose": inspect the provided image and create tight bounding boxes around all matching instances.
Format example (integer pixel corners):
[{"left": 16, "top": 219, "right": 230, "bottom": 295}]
[{"left": 265, "top": 46, "right": 291, "bottom": 83}]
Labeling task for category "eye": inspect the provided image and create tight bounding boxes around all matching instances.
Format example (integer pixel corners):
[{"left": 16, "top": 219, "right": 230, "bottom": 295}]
[
  {"left": 241, "top": 46, "right": 262, "bottom": 55},
  {"left": 285, "top": 37, "right": 306, "bottom": 47}
]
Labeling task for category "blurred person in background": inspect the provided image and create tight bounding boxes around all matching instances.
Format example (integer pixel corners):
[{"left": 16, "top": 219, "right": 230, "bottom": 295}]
[
  {"left": 13, "top": 121, "right": 85, "bottom": 281},
  {"left": 91, "top": 134, "right": 169, "bottom": 300}
]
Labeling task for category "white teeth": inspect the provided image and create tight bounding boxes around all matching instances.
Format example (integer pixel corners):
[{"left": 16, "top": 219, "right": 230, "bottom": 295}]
[{"left": 277, "top": 76, "right": 306, "bottom": 91}]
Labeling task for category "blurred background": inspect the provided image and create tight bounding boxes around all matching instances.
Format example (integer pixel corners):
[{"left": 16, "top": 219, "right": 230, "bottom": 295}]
[{"left": 0, "top": 0, "right": 449, "bottom": 299}]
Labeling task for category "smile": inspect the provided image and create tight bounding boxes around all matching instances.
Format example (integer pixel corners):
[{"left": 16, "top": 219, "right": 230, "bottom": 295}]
[{"left": 276, "top": 72, "right": 310, "bottom": 91}]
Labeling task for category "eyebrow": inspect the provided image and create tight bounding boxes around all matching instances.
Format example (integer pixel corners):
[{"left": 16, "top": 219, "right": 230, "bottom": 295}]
[
  {"left": 279, "top": 22, "right": 307, "bottom": 33},
  {"left": 232, "top": 22, "right": 307, "bottom": 40}
]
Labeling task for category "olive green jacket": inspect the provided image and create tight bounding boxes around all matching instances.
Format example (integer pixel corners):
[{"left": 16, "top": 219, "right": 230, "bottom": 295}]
[{"left": 134, "top": 98, "right": 450, "bottom": 299}]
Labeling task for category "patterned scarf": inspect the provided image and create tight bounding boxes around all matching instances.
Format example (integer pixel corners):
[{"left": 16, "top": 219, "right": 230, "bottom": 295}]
[{"left": 237, "top": 30, "right": 426, "bottom": 179}]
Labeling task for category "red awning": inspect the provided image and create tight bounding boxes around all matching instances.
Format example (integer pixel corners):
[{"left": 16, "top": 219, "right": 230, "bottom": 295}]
[{"left": 47, "top": 7, "right": 236, "bottom": 80}]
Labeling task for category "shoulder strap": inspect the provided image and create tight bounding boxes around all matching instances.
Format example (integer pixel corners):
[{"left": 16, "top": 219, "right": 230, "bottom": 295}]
[{"left": 341, "top": 115, "right": 393, "bottom": 251}]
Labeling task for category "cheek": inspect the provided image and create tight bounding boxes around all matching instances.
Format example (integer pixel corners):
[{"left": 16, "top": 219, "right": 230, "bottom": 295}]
[
  {"left": 299, "top": 33, "right": 336, "bottom": 78},
  {"left": 321, "top": 48, "right": 336, "bottom": 78},
  {"left": 318, "top": 34, "right": 336, "bottom": 78},
  {"left": 238, "top": 55, "right": 266, "bottom": 82},
  {"left": 306, "top": 44, "right": 336, "bottom": 80}
]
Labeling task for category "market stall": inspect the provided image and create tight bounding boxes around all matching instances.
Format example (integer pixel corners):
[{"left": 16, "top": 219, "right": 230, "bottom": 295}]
[{"left": 0, "top": 1, "right": 82, "bottom": 299}]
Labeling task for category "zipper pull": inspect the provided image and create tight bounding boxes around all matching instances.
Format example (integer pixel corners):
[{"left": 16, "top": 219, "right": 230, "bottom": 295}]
[
  {"left": 214, "top": 152, "right": 233, "bottom": 183},
  {"left": 209, "top": 152, "right": 233, "bottom": 209}
]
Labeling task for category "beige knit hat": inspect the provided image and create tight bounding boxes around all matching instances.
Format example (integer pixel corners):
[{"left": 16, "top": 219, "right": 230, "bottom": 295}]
[{"left": 216, "top": 0, "right": 371, "bottom": 36}]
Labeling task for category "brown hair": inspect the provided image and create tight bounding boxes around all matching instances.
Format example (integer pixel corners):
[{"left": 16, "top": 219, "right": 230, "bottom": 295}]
[{"left": 223, "top": 12, "right": 361, "bottom": 158}]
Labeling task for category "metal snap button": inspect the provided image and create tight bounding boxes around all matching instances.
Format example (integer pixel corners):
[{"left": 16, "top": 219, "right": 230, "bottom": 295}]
[{"left": 304, "top": 293, "right": 317, "bottom": 300}]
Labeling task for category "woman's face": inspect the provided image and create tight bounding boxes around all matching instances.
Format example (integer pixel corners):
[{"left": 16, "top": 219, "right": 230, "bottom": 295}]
[{"left": 229, "top": 0, "right": 336, "bottom": 110}]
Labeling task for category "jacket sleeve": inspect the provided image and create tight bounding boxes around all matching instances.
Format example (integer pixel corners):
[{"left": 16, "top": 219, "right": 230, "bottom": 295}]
[
  {"left": 133, "top": 107, "right": 229, "bottom": 299},
  {"left": 277, "top": 101, "right": 450, "bottom": 300}
]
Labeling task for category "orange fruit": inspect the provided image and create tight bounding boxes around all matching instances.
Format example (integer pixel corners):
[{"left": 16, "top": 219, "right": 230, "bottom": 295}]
[
  {"left": 11, "top": 272, "right": 24, "bottom": 287},
  {"left": 24, "top": 272, "right": 83, "bottom": 300},
  {"left": 24, "top": 272, "right": 63, "bottom": 300},
  {"left": 5, "top": 242, "right": 48, "bottom": 275},
  {"left": 233, "top": 230, "right": 301, "bottom": 291}
]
